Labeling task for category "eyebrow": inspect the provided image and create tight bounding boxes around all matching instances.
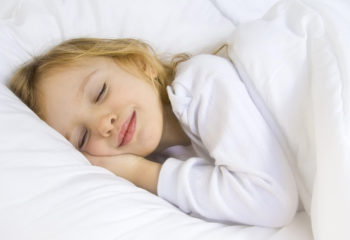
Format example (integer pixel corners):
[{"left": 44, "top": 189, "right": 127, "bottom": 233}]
[
  {"left": 78, "top": 69, "right": 98, "bottom": 99},
  {"left": 64, "top": 69, "right": 98, "bottom": 141}
]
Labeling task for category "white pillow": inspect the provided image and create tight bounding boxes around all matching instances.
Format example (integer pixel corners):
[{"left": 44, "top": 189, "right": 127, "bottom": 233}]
[
  {"left": 1, "top": 84, "right": 279, "bottom": 239},
  {"left": 0, "top": 0, "right": 234, "bottom": 85},
  {"left": 0, "top": 0, "right": 316, "bottom": 239},
  {"left": 0, "top": 0, "right": 279, "bottom": 239},
  {"left": 210, "top": 0, "right": 281, "bottom": 25}
]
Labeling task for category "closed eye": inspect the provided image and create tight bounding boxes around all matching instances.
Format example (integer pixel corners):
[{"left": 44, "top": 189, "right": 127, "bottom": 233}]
[
  {"left": 78, "top": 128, "right": 88, "bottom": 149},
  {"left": 95, "top": 83, "right": 107, "bottom": 102}
]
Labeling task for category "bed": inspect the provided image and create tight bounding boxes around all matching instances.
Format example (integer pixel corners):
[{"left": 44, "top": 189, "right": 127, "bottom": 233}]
[{"left": 0, "top": 0, "right": 348, "bottom": 239}]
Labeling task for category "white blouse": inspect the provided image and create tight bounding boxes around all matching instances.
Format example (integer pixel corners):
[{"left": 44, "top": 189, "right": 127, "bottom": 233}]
[{"left": 157, "top": 54, "right": 298, "bottom": 228}]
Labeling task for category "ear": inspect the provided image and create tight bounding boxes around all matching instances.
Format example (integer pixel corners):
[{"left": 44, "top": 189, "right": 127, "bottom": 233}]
[
  {"left": 150, "top": 67, "right": 158, "bottom": 79},
  {"left": 143, "top": 63, "right": 158, "bottom": 79}
]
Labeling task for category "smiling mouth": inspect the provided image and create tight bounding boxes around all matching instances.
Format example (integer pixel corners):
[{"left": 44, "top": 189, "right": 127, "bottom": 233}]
[{"left": 118, "top": 111, "right": 136, "bottom": 147}]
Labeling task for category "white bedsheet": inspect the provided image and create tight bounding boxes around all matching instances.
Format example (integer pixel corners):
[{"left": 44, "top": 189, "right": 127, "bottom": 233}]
[{"left": 214, "top": 0, "right": 350, "bottom": 239}]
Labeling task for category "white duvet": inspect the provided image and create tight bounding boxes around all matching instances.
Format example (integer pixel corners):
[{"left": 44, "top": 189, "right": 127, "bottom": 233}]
[
  {"left": 0, "top": 0, "right": 348, "bottom": 239},
  {"left": 216, "top": 0, "right": 350, "bottom": 239}
]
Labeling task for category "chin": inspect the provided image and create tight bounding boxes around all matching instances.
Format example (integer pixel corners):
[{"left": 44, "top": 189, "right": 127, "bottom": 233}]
[
  {"left": 138, "top": 144, "right": 158, "bottom": 157},
  {"left": 137, "top": 138, "right": 161, "bottom": 157}
]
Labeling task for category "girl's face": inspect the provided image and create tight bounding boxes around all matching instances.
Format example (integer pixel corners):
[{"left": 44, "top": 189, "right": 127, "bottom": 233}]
[{"left": 38, "top": 57, "right": 164, "bottom": 157}]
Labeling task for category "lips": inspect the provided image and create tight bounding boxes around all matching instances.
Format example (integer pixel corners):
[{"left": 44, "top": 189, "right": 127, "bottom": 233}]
[{"left": 118, "top": 111, "right": 136, "bottom": 147}]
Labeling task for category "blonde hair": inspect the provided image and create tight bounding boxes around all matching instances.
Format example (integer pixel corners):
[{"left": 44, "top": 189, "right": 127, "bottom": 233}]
[{"left": 9, "top": 38, "right": 189, "bottom": 119}]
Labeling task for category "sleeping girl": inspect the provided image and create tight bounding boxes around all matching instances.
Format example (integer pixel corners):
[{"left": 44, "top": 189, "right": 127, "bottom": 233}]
[{"left": 9, "top": 38, "right": 298, "bottom": 228}]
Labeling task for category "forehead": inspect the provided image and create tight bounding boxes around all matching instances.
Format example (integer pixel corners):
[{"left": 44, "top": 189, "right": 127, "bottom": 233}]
[
  {"left": 38, "top": 56, "right": 112, "bottom": 101},
  {"left": 37, "top": 57, "right": 110, "bottom": 135},
  {"left": 37, "top": 67, "right": 83, "bottom": 137}
]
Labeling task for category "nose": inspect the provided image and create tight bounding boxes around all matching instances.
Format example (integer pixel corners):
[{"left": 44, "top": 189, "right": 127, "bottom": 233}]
[{"left": 97, "top": 113, "right": 116, "bottom": 137}]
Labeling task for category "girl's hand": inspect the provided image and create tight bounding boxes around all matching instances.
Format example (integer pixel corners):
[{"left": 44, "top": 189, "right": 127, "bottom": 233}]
[
  {"left": 84, "top": 153, "right": 161, "bottom": 194},
  {"left": 84, "top": 153, "right": 140, "bottom": 177},
  {"left": 84, "top": 153, "right": 144, "bottom": 184}
]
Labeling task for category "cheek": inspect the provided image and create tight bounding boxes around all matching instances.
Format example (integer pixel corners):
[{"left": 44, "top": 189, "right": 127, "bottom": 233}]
[
  {"left": 85, "top": 138, "right": 111, "bottom": 156},
  {"left": 137, "top": 110, "right": 163, "bottom": 151}
]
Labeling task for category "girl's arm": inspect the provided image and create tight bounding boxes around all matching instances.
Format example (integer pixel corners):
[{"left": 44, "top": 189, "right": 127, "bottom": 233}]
[
  {"left": 85, "top": 153, "right": 161, "bottom": 194},
  {"left": 159, "top": 55, "right": 298, "bottom": 227}
]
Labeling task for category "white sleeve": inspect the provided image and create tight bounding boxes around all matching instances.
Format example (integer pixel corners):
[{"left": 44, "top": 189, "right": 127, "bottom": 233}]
[{"left": 157, "top": 55, "right": 298, "bottom": 227}]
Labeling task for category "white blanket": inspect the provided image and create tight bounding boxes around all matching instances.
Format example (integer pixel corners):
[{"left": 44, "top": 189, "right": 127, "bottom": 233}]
[
  {"left": 0, "top": 0, "right": 311, "bottom": 239},
  {"left": 216, "top": 0, "right": 350, "bottom": 239},
  {"left": 2, "top": 0, "right": 346, "bottom": 239}
]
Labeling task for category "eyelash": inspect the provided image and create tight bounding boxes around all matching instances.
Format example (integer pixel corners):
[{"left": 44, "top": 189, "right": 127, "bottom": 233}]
[
  {"left": 79, "top": 83, "right": 107, "bottom": 149},
  {"left": 78, "top": 128, "right": 88, "bottom": 149},
  {"left": 95, "top": 83, "right": 107, "bottom": 102}
]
